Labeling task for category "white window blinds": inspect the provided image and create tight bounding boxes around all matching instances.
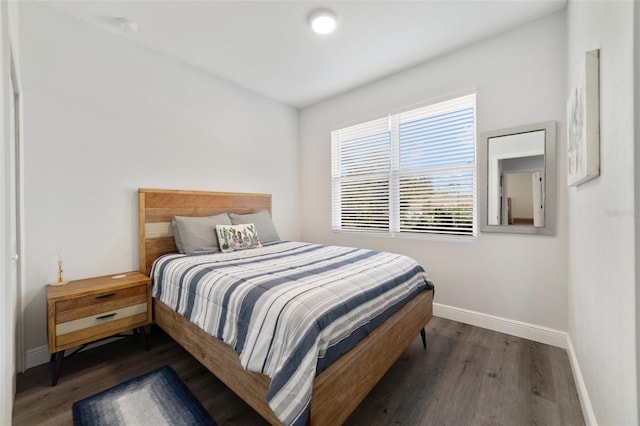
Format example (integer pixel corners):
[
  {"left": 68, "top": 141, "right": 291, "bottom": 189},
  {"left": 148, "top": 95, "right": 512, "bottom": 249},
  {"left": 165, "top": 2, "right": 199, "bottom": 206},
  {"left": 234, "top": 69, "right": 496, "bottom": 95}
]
[
  {"left": 331, "top": 117, "right": 391, "bottom": 231},
  {"left": 331, "top": 94, "right": 476, "bottom": 237}
]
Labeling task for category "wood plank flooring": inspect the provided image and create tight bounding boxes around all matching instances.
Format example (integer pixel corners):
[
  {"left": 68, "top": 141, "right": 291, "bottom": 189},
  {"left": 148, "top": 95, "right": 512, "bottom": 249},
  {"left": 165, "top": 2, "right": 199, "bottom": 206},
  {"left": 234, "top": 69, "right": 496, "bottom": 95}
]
[{"left": 13, "top": 317, "right": 584, "bottom": 425}]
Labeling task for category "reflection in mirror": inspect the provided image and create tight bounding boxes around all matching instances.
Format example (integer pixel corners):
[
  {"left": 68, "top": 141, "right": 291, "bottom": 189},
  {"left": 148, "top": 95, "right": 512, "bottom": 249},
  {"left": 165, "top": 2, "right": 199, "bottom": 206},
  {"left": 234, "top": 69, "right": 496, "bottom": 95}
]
[
  {"left": 479, "top": 121, "right": 556, "bottom": 235},
  {"left": 487, "top": 130, "right": 545, "bottom": 226}
]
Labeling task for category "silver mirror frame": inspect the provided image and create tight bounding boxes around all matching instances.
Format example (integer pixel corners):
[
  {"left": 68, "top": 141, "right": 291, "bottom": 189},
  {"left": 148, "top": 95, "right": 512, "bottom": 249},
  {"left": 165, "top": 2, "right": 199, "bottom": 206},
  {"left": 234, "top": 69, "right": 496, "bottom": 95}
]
[{"left": 478, "top": 121, "right": 556, "bottom": 235}]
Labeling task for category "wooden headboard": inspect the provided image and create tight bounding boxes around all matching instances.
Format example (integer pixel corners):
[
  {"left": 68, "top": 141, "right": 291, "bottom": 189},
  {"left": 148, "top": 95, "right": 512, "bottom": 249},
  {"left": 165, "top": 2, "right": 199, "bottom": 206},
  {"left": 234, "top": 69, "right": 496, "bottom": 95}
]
[{"left": 138, "top": 188, "right": 272, "bottom": 276}]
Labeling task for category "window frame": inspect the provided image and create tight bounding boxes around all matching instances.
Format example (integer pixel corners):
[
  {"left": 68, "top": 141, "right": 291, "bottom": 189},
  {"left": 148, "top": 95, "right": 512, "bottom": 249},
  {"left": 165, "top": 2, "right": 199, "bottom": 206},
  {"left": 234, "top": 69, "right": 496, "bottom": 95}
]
[{"left": 331, "top": 94, "right": 477, "bottom": 239}]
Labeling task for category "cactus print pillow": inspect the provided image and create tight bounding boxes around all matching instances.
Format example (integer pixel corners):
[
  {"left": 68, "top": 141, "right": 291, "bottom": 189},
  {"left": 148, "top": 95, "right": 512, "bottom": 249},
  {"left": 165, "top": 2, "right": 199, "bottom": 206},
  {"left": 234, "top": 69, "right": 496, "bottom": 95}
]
[{"left": 215, "top": 223, "right": 262, "bottom": 253}]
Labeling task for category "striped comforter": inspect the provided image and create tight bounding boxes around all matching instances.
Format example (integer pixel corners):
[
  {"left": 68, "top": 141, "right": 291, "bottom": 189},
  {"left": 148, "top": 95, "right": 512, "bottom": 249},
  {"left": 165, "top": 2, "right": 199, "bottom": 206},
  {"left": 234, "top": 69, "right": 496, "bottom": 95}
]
[{"left": 151, "top": 241, "right": 433, "bottom": 425}]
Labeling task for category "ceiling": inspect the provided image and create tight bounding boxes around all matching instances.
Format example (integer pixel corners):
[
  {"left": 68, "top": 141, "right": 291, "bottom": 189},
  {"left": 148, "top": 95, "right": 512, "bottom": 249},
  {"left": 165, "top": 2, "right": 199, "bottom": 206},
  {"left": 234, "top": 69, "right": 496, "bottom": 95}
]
[{"left": 46, "top": 1, "right": 566, "bottom": 109}]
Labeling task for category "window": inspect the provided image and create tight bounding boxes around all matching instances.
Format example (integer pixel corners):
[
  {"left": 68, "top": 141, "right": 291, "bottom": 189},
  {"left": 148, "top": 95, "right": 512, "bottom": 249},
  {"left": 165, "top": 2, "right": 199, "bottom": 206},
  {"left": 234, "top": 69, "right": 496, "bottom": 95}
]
[{"left": 331, "top": 94, "right": 476, "bottom": 237}]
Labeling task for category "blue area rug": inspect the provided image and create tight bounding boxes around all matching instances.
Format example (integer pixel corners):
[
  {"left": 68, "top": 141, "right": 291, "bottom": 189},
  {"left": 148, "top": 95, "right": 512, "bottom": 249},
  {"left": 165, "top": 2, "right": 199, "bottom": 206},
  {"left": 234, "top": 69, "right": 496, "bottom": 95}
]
[{"left": 72, "top": 365, "right": 216, "bottom": 426}]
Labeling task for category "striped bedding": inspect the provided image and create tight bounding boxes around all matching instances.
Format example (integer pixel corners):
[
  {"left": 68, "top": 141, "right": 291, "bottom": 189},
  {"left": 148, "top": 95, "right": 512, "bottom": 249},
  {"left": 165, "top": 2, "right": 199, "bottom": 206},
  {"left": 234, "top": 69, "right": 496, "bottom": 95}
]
[{"left": 151, "top": 241, "right": 434, "bottom": 425}]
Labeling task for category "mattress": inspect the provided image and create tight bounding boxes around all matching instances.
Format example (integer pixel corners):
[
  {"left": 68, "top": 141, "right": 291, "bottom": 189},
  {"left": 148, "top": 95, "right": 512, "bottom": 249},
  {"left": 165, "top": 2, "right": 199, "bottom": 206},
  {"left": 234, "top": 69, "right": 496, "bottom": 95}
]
[{"left": 151, "top": 241, "right": 433, "bottom": 425}]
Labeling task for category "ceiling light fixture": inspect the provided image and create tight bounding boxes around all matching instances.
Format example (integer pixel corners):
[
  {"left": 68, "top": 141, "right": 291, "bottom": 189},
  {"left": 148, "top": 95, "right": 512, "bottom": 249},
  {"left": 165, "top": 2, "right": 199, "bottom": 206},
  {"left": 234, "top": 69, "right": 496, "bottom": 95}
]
[
  {"left": 118, "top": 18, "right": 138, "bottom": 34},
  {"left": 308, "top": 8, "right": 338, "bottom": 35}
]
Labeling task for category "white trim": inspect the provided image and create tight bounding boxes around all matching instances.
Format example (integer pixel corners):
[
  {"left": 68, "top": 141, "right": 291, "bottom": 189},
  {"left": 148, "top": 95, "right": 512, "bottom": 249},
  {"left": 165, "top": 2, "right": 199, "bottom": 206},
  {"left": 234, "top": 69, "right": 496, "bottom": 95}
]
[
  {"left": 14, "top": 50, "right": 25, "bottom": 375},
  {"left": 566, "top": 334, "right": 598, "bottom": 426},
  {"left": 433, "top": 302, "right": 567, "bottom": 348},
  {"left": 7, "top": 4, "right": 24, "bottom": 375},
  {"left": 25, "top": 345, "right": 49, "bottom": 370}
]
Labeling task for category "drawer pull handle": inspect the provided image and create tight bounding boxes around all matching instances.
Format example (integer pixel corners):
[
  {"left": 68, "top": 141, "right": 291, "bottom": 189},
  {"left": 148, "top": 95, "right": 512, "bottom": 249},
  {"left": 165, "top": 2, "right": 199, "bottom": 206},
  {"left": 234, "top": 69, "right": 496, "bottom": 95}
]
[
  {"left": 96, "top": 313, "right": 117, "bottom": 320},
  {"left": 96, "top": 293, "right": 116, "bottom": 299}
]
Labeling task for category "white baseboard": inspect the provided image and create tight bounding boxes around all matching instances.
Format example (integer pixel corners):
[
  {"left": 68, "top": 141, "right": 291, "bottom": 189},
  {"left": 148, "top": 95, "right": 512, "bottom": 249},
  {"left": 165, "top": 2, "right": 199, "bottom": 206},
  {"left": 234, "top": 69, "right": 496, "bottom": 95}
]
[
  {"left": 433, "top": 302, "right": 567, "bottom": 348},
  {"left": 566, "top": 335, "right": 597, "bottom": 426},
  {"left": 25, "top": 345, "right": 50, "bottom": 370}
]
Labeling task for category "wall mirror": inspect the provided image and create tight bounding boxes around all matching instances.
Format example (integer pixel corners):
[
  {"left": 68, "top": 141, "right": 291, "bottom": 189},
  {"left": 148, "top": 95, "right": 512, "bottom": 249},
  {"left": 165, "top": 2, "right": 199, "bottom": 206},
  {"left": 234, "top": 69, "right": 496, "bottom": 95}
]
[{"left": 478, "top": 121, "right": 556, "bottom": 235}]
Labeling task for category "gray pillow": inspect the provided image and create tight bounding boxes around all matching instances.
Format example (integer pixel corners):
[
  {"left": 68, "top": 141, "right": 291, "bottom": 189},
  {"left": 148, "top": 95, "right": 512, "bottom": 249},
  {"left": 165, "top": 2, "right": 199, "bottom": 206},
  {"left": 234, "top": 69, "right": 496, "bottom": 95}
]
[
  {"left": 229, "top": 209, "right": 280, "bottom": 243},
  {"left": 171, "top": 213, "right": 232, "bottom": 254}
]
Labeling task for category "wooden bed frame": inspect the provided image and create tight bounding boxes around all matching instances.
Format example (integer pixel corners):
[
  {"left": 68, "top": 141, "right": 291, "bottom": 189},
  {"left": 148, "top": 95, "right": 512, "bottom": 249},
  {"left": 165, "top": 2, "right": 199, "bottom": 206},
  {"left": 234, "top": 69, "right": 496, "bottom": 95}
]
[{"left": 138, "top": 188, "right": 434, "bottom": 425}]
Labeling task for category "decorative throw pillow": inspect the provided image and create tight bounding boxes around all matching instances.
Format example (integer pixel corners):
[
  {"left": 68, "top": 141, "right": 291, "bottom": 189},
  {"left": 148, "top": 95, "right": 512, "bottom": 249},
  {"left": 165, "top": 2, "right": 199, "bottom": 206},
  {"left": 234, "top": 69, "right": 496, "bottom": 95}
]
[
  {"left": 216, "top": 223, "right": 262, "bottom": 253},
  {"left": 228, "top": 209, "right": 280, "bottom": 243}
]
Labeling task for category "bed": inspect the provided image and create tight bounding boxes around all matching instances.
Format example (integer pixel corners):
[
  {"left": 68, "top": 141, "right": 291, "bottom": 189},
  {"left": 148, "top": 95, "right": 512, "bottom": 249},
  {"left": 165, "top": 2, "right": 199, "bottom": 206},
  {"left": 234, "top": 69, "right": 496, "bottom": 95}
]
[{"left": 138, "top": 188, "right": 434, "bottom": 425}]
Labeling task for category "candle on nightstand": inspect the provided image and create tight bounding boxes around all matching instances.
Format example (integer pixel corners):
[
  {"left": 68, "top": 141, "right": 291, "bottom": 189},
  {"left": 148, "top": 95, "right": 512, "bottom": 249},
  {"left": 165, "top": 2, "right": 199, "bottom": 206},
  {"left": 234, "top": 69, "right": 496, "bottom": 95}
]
[{"left": 56, "top": 247, "right": 68, "bottom": 285}]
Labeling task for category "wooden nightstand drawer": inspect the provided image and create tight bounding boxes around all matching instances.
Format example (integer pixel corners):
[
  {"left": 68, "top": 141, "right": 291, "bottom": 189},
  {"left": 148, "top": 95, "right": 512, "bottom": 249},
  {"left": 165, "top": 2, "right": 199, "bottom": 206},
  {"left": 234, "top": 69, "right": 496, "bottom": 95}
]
[
  {"left": 55, "top": 284, "right": 148, "bottom": 323},
  {"left": 56, "top": 307, "right": 148, "bottom": 347}
]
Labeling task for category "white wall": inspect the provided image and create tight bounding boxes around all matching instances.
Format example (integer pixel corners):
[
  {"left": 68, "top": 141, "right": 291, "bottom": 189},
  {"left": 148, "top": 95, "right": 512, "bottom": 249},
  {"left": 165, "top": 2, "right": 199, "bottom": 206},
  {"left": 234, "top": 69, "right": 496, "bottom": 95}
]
[
  {"left": 300, "top": 12, "right": 568, "bottom": 332},
  {"left": 566, "top": 1, "right": 638, "bottom": 425},
  {"left": 19, "top": 3, "right": 300, "bottom": 356}
]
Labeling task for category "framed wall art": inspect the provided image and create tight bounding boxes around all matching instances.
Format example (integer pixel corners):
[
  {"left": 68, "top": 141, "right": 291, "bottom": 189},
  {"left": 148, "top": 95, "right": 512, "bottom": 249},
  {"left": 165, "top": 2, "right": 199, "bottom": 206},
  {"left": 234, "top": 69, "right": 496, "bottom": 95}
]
[{"left": 567, "top": 49, "right": 600, "bottom": 187}]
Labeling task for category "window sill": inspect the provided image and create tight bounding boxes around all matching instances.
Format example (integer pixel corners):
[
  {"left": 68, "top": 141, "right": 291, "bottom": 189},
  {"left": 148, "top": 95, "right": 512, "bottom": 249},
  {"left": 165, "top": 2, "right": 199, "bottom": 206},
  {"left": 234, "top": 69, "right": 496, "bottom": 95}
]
[{"left": 332, "top": 229, "right": 477, "bottom": 243}]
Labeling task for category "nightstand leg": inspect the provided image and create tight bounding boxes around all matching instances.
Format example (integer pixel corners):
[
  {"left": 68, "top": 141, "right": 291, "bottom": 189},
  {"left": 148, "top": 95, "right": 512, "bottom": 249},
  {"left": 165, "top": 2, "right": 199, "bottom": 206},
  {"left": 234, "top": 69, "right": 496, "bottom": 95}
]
[
  {"left": 51, "top": 350, "right": 65, "bottom": 386},
  {"left": 138, "top": 327, "right": 150, "bottom": 351},
  {"left": 420, "top": 328, "right": 427, "bottom": 349}
]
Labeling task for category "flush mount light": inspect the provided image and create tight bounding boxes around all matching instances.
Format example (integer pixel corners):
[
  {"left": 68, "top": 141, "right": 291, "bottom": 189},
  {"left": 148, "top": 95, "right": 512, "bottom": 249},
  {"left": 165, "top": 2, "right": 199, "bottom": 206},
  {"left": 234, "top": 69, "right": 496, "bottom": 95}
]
[
  {"left": 118, "top": 18, "right": 138, "bottom": 34},
  {"left": 308, "top": 8, "right": 338, "bottom": 35}
]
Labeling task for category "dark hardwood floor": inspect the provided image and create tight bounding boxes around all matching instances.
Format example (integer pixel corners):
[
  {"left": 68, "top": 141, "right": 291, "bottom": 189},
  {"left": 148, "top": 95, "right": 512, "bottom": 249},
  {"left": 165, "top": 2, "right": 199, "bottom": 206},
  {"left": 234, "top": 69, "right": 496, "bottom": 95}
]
[{"left": 13, "top": 317, "right": 584, "bottom": 425}]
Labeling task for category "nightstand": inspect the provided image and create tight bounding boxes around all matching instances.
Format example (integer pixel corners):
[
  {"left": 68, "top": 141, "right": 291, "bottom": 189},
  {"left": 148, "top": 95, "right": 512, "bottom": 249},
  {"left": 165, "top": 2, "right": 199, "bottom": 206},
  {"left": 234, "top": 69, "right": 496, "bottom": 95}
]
[{"left": 46, "top": 271, "right": 152, "bottom": 386}]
